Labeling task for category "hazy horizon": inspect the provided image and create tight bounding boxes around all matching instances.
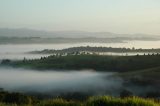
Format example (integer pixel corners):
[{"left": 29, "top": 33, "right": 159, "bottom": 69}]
[
  {"left": 0, "top": 0, "right": 160, "bottom": 35},
  {"left": 1, "top": 27, "right": 160, "bottom": 35}
]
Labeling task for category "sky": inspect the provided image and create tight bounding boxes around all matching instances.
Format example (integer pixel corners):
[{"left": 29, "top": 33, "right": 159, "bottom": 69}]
[{"left": 0, "top": 0, "right": 160, "bottom": 34}]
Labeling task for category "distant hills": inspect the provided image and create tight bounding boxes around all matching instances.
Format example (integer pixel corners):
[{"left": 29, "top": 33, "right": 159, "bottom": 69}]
[
  {"left": 0, "top": 28, "right": 160, "bottom": 38},
  {"left": 0, "top": 28, "right": 160, "bottom": 44}
]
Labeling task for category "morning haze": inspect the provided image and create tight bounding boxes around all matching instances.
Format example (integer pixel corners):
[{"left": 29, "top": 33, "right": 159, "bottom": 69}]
[
  {"left": 0, "top": 1, "right": 160, "bottom": 106},
  {"left": 0, "top": 0, "right": 160, "bottom": 35}
]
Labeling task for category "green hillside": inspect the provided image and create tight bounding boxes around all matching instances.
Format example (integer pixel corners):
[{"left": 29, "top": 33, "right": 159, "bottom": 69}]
[
  {"left": 2, "top": 55, "right": 160, "bottom": 72},
  {"left": 118, "top": 67, "right": 160, "bottom": 91}
]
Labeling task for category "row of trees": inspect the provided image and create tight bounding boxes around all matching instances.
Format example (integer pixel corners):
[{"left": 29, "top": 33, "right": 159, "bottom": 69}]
[{"left": 33, "top": 46, "right": 160, "bottom": 54}]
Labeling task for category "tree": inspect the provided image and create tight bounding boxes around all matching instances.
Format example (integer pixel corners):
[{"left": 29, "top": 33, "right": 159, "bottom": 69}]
[{"left": 1, "top": 59, "right": 11, "bottom": 64}]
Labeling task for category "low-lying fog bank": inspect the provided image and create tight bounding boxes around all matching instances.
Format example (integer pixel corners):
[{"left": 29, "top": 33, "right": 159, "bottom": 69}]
[
  {"left": 0, "top": 67, "right": 159, "bottom": 98},
  {"left": 0, "top": 67, "right": 123, "bottom": 96},
  {"left": 0, "top": 53, "right": 50, "bottom": 60}
]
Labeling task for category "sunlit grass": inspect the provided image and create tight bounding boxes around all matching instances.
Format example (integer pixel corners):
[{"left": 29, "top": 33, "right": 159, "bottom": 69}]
[
  {"left": 87, "top": 96, "right": 160, "bottom": 106},
  {"left": 0, "top": 96, "right": 159, "bottom": 106}
]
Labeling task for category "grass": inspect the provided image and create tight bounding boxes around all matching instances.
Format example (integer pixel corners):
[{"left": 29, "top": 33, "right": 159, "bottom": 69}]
[
  {"left": 0, "top": 96, "right": 159, "bottom": 106},
  {"left": 118, "top": 66, "right": 160, "bottom": 85},
  {"left": 87, "top": 96, "right": 160, "bottom": 106}
]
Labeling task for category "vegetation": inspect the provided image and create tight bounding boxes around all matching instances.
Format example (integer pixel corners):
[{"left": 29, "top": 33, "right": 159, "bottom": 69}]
[
  {"left": 118, "top": 66, "right": 160, "bottom": 86},
  {"left": 2, "top": 55, "right": 160, "bottom": 72},
  {"left": 119, "top": 67, "right": 160, "bottom": 81},
  {"left": 0, "top": 91, "right": 159, "bottom": 106},
  {"left": 0, "top": 91, "right": 35, "bottom": 105},
  {"left": 1, "top": 54, "right": 160, "bottom": 106},
  {"left": 30, "top": 46, "right": 160, "bottom": 54},
  {"left": 86, "top": 96, "right": 160, "bottom": 106}
]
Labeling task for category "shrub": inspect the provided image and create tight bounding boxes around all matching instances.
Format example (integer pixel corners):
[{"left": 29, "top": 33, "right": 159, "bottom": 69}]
[
  {"left": 37, "top": 99, "right": 82, "bottom": 106},
  {"left": 86, "top": 96, "right": 160, "bottom": 106}
]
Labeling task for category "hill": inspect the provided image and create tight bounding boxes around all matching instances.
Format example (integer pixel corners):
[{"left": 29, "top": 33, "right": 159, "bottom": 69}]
[
  {"left": 0, "top": 28, "right": 160, "bottom": 38},
  {"left": 2, "top": 55, "right": 160, "bottom": 72},
  {"left": 118, "top": 67, "right": 160, "bottom": 89},
  {"left": 30, "top": 46, "right": 160, "bottom": 54}
]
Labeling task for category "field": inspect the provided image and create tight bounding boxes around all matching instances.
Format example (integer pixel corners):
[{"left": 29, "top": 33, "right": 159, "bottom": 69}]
[{"left": 0, "top": 95, "right": 159, "bottom": 106}]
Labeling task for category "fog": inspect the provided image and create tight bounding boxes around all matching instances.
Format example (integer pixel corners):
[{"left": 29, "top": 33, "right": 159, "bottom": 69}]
[
  {"left": 0, "top": 42, "right": 159, "bottom": 97},
  {"left": 0, "top": 67, "right": 123, "bottom": 96},
  {"left": 0, "top": 41, "right": 160, "bottom": 60},
  {"left": 1, "top": 41, "right": 160, "bottom": 54}
]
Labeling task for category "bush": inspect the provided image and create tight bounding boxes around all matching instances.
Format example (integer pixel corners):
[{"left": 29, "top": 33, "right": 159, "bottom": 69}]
[
  {"left": 37, "top": 99, "right": 82, "bottom": 106},
  {"left": 86, "top": 96, "right": 160, "bottom": 106},
  {"left": 0, "top": 91, "right": 32, "bottom": 105}
]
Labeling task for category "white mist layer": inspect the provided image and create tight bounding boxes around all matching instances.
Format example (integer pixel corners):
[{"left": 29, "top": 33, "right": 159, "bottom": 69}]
[{"left": 0, "top": 67, "right": 122, "bottom": 95}]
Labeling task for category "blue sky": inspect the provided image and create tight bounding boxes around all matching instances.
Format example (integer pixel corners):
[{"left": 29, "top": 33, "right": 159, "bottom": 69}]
[{"left": 0, "top": 0, "right": 160, "bottom": 34}]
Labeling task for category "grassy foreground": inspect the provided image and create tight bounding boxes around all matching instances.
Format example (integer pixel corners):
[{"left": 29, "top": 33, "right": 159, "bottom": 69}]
[{"left": 0, "top": 96, "right": 159, "bottom": 106}]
